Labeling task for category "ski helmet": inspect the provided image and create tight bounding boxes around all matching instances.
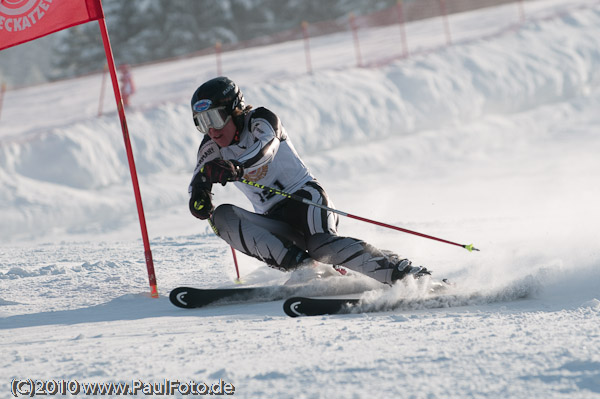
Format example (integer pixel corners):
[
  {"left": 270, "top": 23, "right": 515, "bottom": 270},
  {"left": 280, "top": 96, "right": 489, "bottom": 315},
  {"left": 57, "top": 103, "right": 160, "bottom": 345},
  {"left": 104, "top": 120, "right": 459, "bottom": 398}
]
[{"left": 191, "top": 77, "right": 245, "bottom": 134}]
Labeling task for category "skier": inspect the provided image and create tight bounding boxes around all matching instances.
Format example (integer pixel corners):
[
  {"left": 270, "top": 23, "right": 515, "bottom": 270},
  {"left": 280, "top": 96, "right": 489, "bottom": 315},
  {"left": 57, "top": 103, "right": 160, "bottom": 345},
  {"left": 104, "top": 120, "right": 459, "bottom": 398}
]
[{"left": 188, "top": 76, "right": 430, "bottom": 285}]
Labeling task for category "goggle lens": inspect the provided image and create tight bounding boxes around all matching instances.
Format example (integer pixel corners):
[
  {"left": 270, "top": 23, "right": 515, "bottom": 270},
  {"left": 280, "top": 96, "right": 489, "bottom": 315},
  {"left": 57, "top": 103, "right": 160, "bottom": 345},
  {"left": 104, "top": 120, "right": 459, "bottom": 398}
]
[{"left": 194, "top": 107, "right": 230, "bottom": 134}]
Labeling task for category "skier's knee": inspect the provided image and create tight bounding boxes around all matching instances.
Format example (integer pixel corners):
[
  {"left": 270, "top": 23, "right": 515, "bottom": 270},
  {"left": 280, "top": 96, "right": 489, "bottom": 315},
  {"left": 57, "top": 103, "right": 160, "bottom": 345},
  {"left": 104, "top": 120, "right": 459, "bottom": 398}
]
[
  {"left": 278, "top": 247, "right": 312, "bottom": 271},
  {"left": 306, "top": 233, "right": 341, "bottom": 263},
  {"left": 212, "top": 204, "right": 234, "bottom": 221},
  {"left": 211, "top": 204, "right": 236, "bottom": 235}
]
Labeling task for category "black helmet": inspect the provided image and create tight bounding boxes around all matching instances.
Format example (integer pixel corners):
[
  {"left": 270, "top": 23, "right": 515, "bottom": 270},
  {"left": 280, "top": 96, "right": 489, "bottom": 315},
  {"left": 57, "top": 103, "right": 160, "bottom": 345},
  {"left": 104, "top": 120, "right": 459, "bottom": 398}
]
[{"left": 191, "top": 77, "right": 245, "bottom": 133}]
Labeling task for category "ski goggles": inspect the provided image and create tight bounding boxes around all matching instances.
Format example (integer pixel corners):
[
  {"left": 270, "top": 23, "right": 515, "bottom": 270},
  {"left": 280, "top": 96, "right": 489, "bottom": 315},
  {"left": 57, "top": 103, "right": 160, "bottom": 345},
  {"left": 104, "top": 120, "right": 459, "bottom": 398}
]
[{"left": 193, "top": 107, "right": 231, "bottom": 134}]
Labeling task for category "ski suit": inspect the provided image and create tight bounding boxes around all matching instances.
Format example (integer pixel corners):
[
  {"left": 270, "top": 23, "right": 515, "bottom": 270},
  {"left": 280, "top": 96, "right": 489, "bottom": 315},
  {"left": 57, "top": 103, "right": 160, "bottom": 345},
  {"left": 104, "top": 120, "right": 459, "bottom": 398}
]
[{"left": 189, "top": 107, "right": 400, "bottom": 284}]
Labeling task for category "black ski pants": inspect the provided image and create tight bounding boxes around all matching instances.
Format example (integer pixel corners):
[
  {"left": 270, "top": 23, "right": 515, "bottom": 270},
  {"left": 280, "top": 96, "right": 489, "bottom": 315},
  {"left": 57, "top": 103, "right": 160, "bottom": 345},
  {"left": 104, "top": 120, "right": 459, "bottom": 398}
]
[{"left": 211, "top": 180, "right": 397, "bottom": 284}]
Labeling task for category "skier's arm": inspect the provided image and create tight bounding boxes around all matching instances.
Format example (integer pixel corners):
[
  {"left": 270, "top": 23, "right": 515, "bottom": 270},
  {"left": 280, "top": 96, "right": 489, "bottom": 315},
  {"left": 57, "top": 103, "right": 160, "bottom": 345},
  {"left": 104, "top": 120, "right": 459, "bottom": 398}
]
[
  {"left": 189, "top": 136, "right": 219, "bottom": 219},
  {"left": 236, "top": 107, "right": 285, "bottom": 171}
]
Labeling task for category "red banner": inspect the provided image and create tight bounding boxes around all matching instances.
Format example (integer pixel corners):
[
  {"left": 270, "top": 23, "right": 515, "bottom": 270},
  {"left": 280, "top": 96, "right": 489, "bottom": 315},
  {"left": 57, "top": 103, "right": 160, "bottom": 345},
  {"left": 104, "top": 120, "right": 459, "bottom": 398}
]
[{"left": 0, "top": 0, "right": 103, "bottom": 51}]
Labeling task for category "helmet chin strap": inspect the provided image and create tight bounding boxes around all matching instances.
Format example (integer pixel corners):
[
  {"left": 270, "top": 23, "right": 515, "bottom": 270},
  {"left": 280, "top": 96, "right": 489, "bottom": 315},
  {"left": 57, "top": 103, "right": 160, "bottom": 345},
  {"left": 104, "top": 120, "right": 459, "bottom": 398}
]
[
  {"left": 229, "top": 105, "right": 250, "bottom": 145},
  {"left": 232, "top": 129, "right": 240, "bottom": 145}
]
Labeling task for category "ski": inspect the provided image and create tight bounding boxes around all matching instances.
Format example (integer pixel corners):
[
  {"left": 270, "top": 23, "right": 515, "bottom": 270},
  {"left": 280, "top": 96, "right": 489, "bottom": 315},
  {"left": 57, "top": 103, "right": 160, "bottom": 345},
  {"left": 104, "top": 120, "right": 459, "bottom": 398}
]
[
  {"left": 169, "top": 285, "right": 302, "bottom": 309},
  {"left": 283, "top": 278, "right": 455, "bottom": 317},
  {"left": 283, "top": 296, "right": 361, "bottom": 317},
  {"left": 169, "top": 264, "right": 362, "bottom": 309},
  {"left": 171, "top": 278, "right": 454, "bottom": 311}
]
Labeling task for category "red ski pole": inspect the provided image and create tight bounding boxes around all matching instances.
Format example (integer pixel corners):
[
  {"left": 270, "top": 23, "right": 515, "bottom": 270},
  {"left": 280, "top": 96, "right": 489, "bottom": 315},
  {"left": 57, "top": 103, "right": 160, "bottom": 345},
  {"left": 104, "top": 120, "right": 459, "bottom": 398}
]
[
  {"left": 230, "top": 246, "right": 242, "bottom": 283},
  {"left": 207, "top": 218, "right": 243, "bottom": 281},
  {"left": 239, "top": 179, "right": 479, "bottom": 252}
]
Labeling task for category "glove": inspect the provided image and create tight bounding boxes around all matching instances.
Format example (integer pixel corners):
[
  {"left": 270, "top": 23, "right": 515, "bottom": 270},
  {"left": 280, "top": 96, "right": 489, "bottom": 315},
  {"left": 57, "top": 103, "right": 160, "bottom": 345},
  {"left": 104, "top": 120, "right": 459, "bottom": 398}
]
[
  {"left": 189, "top": 172, "right": 213, "bottom": 219},
  {"left": 189, "top": 188, "right": 213, "bottom": 220},
  {"left": 201, "top": 159, "right": 244, "bottom": 186}
]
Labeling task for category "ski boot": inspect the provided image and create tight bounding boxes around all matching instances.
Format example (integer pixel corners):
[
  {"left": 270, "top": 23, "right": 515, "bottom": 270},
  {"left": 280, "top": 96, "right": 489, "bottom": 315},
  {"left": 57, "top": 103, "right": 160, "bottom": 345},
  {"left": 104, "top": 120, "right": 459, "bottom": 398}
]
[
  {"left": 388, "top": 254, "right": 431, "bottom": 283},
  {"left": 285, "top": 258, "right": 347, "bottom": 285}
]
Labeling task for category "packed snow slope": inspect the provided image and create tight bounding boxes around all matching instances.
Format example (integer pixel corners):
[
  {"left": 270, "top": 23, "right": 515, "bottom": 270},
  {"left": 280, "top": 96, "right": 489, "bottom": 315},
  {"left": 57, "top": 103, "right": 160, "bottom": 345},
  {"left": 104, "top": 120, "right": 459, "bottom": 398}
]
[{"left": 1, "top": 1, "right": 600, "bottom": 398}]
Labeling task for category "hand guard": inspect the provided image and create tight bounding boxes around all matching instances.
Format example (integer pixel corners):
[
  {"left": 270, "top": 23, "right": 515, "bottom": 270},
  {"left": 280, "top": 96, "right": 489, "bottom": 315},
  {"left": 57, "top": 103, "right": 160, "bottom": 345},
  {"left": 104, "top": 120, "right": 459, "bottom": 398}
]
[
  {"left": 189, "top": 188, "right": 213, "bottom": 220},
  {"left": 201, "top": 159, "right": 244, "bottom": 186},
  {"left": 189, "top": 172, "right": 213, "bottom": 220}
]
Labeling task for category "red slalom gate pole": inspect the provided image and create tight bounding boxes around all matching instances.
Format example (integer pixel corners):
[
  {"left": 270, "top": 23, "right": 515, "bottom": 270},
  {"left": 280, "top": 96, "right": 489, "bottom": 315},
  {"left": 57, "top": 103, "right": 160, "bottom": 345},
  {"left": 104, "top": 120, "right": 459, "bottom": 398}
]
[
  {"left": 396, "top": 0, "right": 409, "bottom": 58},
  {"left": 301, "top": 21, "right": 313, "bottom": 74},
  {"left": 239, "top": 179, "right": 479, "bottom": 252},
  {"left": 349, "top": 13, "right": 363, "bottom": 68},
  {"left": 0, "top": 82, "right": 6, "bottom": 121},
  {"left": 439, "top": 0, "right": 452, "bottom": 45},
  {"left": 98, "top": 17, "right": 158, "bottom": 298}
]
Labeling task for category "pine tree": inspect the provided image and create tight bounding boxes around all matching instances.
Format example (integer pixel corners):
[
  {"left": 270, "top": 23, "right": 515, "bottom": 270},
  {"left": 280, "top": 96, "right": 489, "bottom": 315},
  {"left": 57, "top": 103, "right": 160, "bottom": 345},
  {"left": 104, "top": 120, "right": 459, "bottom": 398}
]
[{"left": 49, "top": 0, "right": 398, "bottom": 81}]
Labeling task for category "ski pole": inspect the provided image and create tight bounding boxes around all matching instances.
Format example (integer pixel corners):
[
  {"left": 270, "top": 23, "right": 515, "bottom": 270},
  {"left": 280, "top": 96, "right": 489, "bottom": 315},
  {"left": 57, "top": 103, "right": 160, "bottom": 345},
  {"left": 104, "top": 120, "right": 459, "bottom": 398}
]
[
  {"left": 238, "top": 178, "right": 479, "bottom": 252},
  {"left": 230, "top": 246, "right": 242, "bottom": 283},
  {"left": 207, "top": 217, "right": 242, "bottom": 282}
]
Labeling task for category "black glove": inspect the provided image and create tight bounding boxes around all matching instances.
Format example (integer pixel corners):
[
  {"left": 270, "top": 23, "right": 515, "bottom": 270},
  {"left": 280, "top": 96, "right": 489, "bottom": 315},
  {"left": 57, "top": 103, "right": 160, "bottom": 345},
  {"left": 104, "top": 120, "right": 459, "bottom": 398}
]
[
  {"left": 189, "top": 188, "right": 213, "bottom": 220},
  {"left": 202, "top": 159, "right": 244, "bottom": 186},
  {"left": 189, "top": 172, "right": 213, "bottom": 220}
]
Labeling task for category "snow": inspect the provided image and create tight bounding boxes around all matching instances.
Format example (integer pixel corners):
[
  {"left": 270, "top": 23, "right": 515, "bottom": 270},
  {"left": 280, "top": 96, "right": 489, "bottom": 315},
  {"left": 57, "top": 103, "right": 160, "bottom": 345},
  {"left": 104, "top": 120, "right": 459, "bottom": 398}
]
[{"left": 1, "top": 0, "right": 600, "bottom": 398}]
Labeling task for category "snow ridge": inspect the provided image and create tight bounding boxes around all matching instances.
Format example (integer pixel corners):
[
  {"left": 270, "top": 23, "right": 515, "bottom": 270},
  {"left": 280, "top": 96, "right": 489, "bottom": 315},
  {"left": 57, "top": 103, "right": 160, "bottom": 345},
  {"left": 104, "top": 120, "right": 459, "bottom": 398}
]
[{"left": 2, "top": 5, "right": 600, "bottom": 242}]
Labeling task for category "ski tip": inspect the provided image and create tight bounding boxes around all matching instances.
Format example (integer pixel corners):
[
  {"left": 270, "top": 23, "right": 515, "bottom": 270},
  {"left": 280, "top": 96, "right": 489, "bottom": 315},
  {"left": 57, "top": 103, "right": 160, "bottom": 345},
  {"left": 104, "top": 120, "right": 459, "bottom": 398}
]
[
  {"left": 168, "top": 287, "right": 197, "bottom": 309},
  {"left": 283, "top": 296, "right": 361, "bottom": 317},
  {"left": 283, "top": 297, "right": 305, "bottom": 318}
]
